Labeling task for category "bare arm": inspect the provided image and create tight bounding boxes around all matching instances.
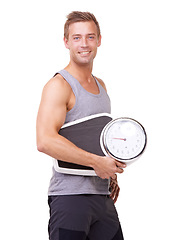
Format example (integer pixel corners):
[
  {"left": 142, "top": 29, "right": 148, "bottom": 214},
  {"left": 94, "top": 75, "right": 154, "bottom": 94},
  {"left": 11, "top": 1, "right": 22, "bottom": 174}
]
[{"left": 36, "top": 75, "right": 126, "bottom": 179}]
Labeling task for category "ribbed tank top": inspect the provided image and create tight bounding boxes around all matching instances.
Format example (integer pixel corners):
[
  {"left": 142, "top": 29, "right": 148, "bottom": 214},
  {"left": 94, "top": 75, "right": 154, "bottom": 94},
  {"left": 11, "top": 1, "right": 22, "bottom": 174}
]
[{"left": 48, "top": 69, "right": 111, "bottom": 195}]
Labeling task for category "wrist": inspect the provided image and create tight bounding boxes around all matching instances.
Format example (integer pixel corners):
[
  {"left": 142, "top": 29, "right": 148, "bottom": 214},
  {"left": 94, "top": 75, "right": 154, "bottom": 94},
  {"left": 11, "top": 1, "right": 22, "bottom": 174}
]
[{"left": 89, "top": 154, "right": 101, "bottom": 169}]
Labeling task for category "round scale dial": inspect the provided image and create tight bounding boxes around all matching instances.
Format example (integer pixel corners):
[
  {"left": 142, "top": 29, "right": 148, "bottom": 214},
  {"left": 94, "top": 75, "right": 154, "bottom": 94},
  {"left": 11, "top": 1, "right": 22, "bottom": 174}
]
[{"left": 101, "top": 118, "right": 147, "bottom": 161}]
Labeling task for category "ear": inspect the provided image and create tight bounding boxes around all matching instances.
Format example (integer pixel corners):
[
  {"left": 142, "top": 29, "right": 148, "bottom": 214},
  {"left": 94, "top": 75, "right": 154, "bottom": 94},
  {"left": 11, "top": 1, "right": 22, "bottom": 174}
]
[
  {"left": 97, "top": 35, "right": 102, "bottom": 47},
  {"left": 64, "top": 37, "right": 70, "bottom": 49}
]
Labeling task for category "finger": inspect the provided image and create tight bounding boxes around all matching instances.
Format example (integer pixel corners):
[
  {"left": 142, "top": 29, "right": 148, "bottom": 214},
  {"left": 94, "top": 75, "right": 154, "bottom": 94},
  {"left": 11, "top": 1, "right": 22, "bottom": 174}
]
[
  {"left": 110, "top": 183, "right": 115, "bottom": 192},
  {"left": 110, "top": 185, "right": 120, "bottom": 203},
  {"left": 110, "top": 183, "right": 118, "bottom": 198},
  {"left": 110, "top": 190, "right": 115, "bottom": 199},
  {"left": 110, "top": 179, "right": 116, "bottom": 188},
  {"left": 116, "top": 167, "right": 124, "bottom": 174},
  {"left": 113, "top": 187, "right": 120, "bottom": 203},
  {"left": 111, "top": 174, "right": 117, "bottom": 180},
  {"left": 116, "top": 161, "right": 127, "bottom": 168},
  {"left": 110, "top": 181, "right": 114, "bottom": 188}
]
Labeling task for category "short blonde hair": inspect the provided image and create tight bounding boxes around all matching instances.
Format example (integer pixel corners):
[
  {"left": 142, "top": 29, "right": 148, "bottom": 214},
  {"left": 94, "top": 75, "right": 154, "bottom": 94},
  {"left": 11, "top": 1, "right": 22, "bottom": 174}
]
[{"left": 64, "top": 11, "right": 101, "bottom": 39}]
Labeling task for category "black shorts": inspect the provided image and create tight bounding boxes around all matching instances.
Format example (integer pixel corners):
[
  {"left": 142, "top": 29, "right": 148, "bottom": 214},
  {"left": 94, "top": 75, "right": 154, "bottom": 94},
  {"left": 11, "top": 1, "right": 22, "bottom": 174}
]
[{"left": 48, "top": 195, "right": 124, "bottom": 240}]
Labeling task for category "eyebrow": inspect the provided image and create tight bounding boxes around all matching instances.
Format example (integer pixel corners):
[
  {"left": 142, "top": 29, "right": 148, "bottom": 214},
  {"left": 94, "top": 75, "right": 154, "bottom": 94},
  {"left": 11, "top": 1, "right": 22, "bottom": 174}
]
[{"left": 72, "top": 33, "right": 96, "bottom": 37}]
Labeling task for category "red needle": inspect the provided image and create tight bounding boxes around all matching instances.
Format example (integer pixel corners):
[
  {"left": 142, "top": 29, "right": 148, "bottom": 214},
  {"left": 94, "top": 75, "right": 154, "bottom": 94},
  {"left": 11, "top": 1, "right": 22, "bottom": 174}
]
[{"left": 113, "top": 138, "right": 126, "bottom": 141}]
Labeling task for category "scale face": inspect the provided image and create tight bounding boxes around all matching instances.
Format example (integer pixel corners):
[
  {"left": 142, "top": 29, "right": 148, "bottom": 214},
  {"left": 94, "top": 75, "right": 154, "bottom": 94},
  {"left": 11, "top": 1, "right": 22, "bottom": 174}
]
[{"left": 100, "top": 117, "right": 147, "bottom": 162}]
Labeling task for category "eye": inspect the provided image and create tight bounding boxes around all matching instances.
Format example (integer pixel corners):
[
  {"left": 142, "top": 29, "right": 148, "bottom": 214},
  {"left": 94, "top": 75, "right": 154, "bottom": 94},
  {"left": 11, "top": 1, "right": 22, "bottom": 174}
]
[
  {"left": 89, "top": 36, "right": 95, "bottom": 40},
  {"left": 74, "top": 37, "right": 80, "bottom": 40}
]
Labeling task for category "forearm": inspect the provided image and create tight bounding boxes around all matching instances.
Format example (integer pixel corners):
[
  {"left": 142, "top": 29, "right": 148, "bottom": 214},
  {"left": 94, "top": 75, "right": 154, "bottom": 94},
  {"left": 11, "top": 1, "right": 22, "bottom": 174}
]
[
  {"left": 37, "top": 132, "right": 126, "bottom": 179},
  {"left": 37, "top": 133, "right": 99, "bottom": 168}
]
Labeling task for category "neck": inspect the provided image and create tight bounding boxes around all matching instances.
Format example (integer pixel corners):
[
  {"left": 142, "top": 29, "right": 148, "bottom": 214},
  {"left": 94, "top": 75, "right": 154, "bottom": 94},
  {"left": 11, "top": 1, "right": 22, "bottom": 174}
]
[{"left": 65, "top": 61, "right": 93, "bottom": 83}]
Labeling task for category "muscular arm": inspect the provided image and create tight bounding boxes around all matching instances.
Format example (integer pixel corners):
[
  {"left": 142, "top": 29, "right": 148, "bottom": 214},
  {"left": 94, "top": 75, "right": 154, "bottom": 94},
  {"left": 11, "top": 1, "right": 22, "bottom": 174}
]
[{"left": 36, "top": 75, "right": 126, "bottom": 179}]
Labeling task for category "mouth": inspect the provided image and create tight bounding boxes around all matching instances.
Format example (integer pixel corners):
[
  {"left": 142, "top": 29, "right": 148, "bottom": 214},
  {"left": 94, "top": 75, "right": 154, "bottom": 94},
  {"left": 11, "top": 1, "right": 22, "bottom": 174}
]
[{"left": 78, "top": 51, "right": 91, "bottom": 55}]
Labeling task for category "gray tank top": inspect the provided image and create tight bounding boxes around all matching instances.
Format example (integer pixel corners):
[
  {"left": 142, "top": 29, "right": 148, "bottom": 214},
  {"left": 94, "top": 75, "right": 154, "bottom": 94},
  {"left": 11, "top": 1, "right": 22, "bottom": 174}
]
[{"left": 48, "top": 69, "right": 111, "bottom": 195}]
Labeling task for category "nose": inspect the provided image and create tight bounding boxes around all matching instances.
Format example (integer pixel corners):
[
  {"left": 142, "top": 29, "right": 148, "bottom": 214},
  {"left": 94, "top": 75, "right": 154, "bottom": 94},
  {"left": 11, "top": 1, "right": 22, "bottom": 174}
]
[{"left": 81, "top": 37, "right": 88, "bottom": 47}]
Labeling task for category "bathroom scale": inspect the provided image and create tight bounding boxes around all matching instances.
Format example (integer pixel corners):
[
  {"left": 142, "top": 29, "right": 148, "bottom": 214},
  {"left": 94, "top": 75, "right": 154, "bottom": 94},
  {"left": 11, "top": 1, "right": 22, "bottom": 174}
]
[{"left": 53, "top": 113, "right": 147, "bottom": 176}]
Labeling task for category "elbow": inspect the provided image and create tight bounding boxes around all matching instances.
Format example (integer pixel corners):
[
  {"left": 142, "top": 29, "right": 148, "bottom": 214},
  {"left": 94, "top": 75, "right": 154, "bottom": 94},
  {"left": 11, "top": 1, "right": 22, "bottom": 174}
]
[
  {"left": 37, "top": 138, "right": 48, "bottom": 153},
  {"left": 37, "top": 142, "right": 44, "bottom": 153}
]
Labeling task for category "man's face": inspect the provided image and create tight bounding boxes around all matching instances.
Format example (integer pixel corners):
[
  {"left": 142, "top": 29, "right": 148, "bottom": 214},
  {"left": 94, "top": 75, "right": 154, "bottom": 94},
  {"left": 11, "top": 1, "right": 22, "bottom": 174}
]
[{"left": 64, "top": 21, "right": 101, "bottom": 66}]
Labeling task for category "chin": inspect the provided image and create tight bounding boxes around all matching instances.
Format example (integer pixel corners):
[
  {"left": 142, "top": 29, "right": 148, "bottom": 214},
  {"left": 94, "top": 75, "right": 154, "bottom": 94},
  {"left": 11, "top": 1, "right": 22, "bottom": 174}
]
[{"left": 76, "top": 58, "right": 93, "bottom": 66}]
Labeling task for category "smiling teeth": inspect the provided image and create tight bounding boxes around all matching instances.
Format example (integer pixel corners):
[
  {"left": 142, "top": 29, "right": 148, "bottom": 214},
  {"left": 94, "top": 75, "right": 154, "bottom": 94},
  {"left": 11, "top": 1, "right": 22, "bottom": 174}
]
[{"left": 80, "top": 51, "right": 90, "bottom": 54}]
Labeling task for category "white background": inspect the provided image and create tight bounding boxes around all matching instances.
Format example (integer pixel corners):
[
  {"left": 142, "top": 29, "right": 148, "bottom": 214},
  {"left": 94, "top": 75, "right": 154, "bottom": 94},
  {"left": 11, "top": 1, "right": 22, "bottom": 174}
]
[{"left": 1, "top": 0, "right": 181, "bottom": 239}]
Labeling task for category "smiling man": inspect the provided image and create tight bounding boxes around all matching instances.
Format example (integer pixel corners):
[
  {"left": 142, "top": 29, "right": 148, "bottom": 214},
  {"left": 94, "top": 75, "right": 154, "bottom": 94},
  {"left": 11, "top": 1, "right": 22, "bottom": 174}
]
[{"left": 36, "top": 11, "right": 125, "bottom": 240}]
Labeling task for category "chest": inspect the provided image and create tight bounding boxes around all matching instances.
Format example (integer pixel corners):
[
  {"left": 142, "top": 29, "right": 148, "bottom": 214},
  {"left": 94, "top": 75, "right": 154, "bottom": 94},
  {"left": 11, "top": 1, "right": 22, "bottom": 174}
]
[
  {"left": 67, "top": 80, "right": 100, "bottom": 111},
  {"left": 80, "top": 80, "right": 100, "bottom": 95}
]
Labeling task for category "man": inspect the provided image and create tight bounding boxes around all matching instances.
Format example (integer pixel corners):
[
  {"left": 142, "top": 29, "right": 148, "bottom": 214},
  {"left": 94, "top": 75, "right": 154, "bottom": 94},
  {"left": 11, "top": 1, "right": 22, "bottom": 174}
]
[{"left": 36, "top": 11, "right": 126, "bottom": 240}]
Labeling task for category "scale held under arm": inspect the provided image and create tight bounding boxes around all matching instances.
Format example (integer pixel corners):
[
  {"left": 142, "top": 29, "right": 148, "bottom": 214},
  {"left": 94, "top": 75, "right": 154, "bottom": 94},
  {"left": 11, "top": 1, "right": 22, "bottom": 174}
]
[{"left": 53, "top": 113, "right": 147, "bottom": 176}]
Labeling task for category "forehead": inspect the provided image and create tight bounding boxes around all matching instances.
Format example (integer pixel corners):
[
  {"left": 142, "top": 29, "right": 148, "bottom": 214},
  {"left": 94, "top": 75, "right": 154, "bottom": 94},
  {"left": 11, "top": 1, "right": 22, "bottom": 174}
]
[{"left": 68, "top": 21, "right": 98, "bottom": 36}]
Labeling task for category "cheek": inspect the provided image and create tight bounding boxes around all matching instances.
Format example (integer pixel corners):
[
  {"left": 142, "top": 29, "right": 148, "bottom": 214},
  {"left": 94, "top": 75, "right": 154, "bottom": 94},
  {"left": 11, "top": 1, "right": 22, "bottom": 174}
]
[
  {"left": 91, "top": 44, "right": 98, "bottom": 54},
  {"left": 91, "top": 41, "right": 100, "bottom": 50},
  {"left": 69, "top": 42, "right": 79, "bottom": 52}
]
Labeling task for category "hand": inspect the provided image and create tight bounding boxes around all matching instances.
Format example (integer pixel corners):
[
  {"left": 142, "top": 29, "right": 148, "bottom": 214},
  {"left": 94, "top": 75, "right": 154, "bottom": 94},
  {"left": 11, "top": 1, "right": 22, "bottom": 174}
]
[
  {"left": 110, "top": 174, "right": 120, "bottom": 203},
  {"left": 93, "top": 156, "right": 126, "bottom": 179}
]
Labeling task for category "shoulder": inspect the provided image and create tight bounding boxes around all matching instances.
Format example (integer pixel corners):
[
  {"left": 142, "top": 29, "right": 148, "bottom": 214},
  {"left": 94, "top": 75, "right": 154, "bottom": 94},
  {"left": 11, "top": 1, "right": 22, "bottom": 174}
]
[
  {"left": 41, "top": 73, "right": 72, "bottom": 104},
  {"left": 44, "top": 74, "right": 72, "bottom": 95},
  {"left": 95, "top": 77, "right": 107, "bottom": 92},
  {"left": 44, "top": 73, "right": 71, "bottom": 90}
]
